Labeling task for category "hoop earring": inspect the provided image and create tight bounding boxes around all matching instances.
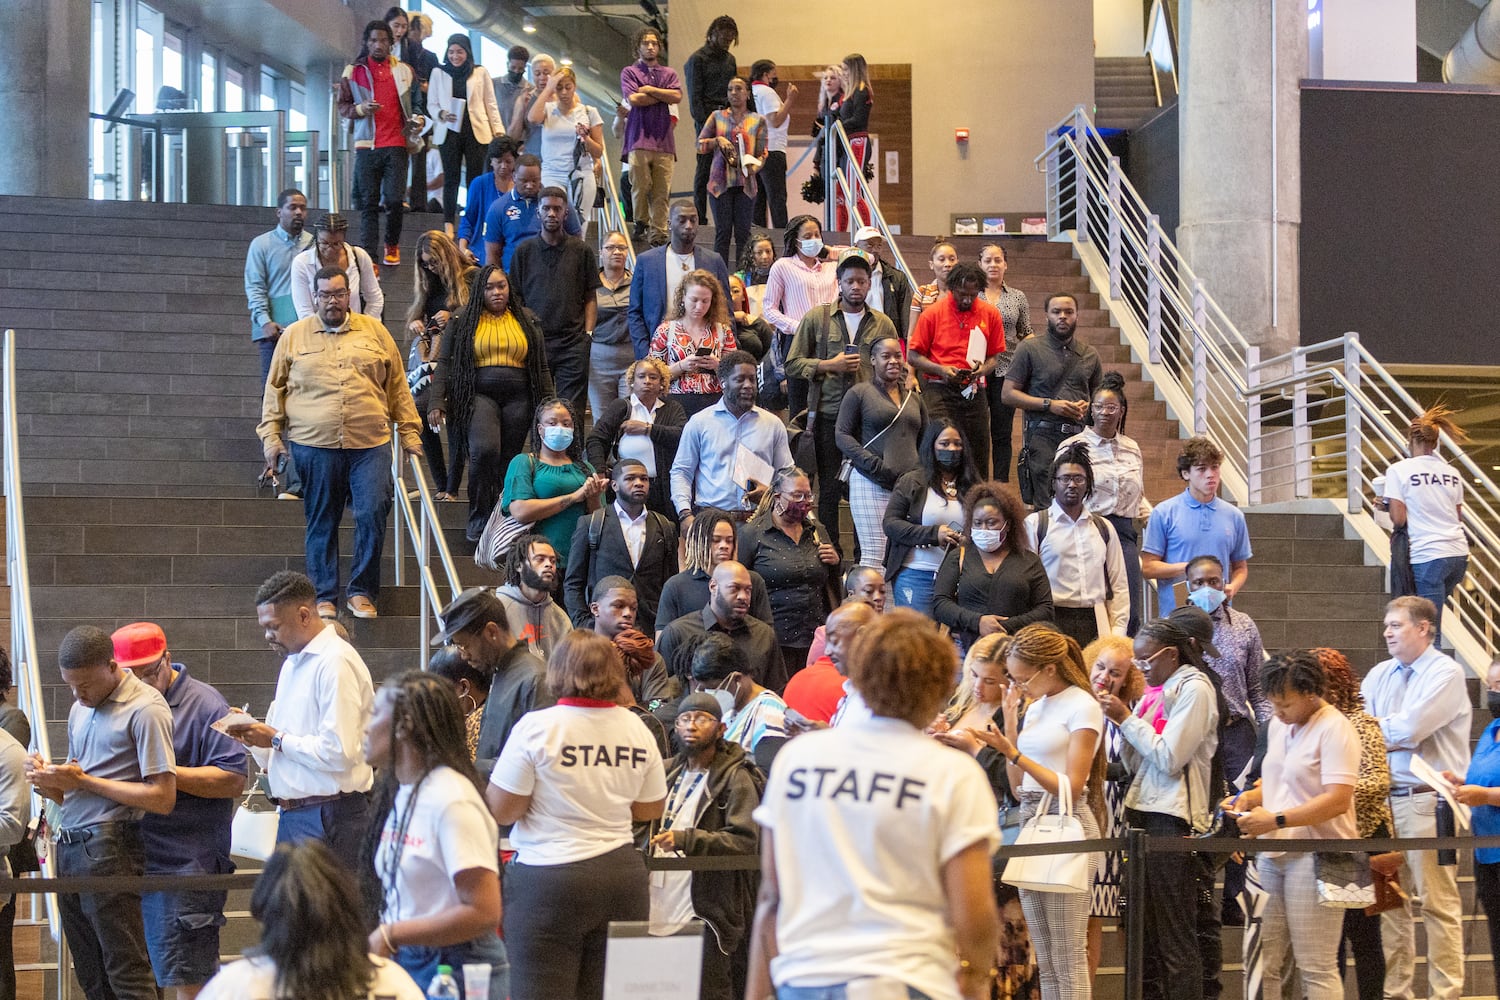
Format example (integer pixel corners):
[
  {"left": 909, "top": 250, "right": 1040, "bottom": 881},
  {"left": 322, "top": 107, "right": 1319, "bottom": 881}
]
[{"left": 460, "top": 693, "right": 478, "bottom": 715}]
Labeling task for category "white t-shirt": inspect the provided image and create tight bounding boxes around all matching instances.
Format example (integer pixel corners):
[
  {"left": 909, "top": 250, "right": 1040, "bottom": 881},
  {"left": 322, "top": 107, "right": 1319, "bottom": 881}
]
[
  {"left": 649, "top": 766, "right": 710, "bottom": 937},
  {"left": 752, "top": 82, "right": 789, "bottom": 152},
  {"left": 905, "top": 489, "right": 964, "bottom": 573},
  {"left": 1015, "top": 685, "right": 1103, "bottom": 795},
  {"left": 753, "top": 716, "right": 1001, "bottom": 1000},
  {"left": 199, "top": 954, "right": 423, "bottom": 1000},
  {"left": 1261, "top": 702, "right": 1359, "bottom": 846},
  {"left": 491, "top": 702, "right": 668, "bottom": 865},
  {"left": 538, "top": 100, "right": 604, "bottom": 184},
  {"left": 376, "top": 766, "right": 499, "bottom": 924},
  {"left": 1383, "top": 454, "right": 1467, "bottom": 563}
]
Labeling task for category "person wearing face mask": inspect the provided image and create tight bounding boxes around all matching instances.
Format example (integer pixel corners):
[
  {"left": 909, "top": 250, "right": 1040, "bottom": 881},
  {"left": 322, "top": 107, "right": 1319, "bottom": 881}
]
[
  {"left": 428, "top": 264, "right": 554, "bottom": 540},
  {"left": 689, "top": 633, "right": 788, "bottom": 770},
  {"left": 1443, "top": 656, "right": 1500, "bottom": 991},
  {"left": 738, "top": 467, "right": 843, "bottom": 675},
  {"left": 931, "top": 482, "right": 1054, "bottom": 653},
  {"left": 883, "top": 419, "right": 984, "bottom": 616},
  {"left": 749, "top": 61, "right": 794, "bottom": 229},
  {"left": 763, "top": 216, "right": 842, "bottom": 415},
  {"left": 499, "top": 398, "right": 608, "bottom": 561},
  {"left": 1181, "top": 557, "right": 1269, "bottom": 787},
  {"left": 657, "top": 561, "right": 787, "bottom": 695}
]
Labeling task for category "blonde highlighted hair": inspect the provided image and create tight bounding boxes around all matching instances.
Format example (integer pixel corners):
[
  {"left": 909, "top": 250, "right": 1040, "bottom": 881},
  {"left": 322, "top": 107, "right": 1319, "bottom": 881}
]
[
  {"left": 1008, "top": 624, "right": 1107, "bottom": 830},
  {"left": 667, "top": 268, "right": 732, "bottom": 327}
]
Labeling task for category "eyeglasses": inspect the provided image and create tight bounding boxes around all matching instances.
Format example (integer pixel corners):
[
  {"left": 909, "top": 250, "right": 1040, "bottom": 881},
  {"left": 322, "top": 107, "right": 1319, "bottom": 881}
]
[
  {"left": 1131, "top": 647, "right": 1171, "bottom": 673},
  {"left": 1093, "top": 402, "right": 1123, "bottom": 413},
  {"left": 315, "top": 289, "right": 351, "bottom": 300},
  {"left": 779, "top": 492, "right": 813, "bottom": 502},
  {"left": 1054, "top": 474, "right": 1087, "bottom": 485}
]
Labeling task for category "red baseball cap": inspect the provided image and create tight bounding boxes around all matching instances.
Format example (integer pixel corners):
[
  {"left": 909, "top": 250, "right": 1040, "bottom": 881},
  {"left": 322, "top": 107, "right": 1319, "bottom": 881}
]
[{"left": 111, "top": 622, "right": 167, "bottom": 669}]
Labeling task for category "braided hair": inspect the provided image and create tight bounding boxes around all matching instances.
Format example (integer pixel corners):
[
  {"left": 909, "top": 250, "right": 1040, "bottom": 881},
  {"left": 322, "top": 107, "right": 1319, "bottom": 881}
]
[
  {"left": 683, "top": 508, "right": 737, "bottom": 574},
  {"left": 1050, "top": 441, "right": 1095, "bottom": 499}
]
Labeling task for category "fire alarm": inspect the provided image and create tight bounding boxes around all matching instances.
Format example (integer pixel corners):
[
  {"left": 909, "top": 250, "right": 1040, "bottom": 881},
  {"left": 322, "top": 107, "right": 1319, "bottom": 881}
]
[{"left": 955, "top": 128, "right": 970, "bottom": 143}]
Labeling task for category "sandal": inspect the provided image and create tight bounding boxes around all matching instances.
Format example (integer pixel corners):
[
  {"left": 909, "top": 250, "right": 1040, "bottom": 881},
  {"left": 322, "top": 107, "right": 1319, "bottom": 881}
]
[{"left": 435, "top": 491, "right": 457, "bottom": 502}]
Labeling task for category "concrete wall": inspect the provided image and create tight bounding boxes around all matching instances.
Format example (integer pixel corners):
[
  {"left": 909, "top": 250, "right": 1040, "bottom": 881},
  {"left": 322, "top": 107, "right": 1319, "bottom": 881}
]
[
  {"left": 0, "top": 0, "right": 91, "bottom": 197},
  {"left": 1096, "top": 0, "right": 1147, "bottom": 56},
  {"left": 667, "top": 0, "right": 1094, "bottom": 235}
]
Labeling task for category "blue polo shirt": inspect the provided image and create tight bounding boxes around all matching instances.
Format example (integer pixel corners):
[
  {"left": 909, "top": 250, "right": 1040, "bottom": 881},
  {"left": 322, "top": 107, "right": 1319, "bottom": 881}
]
[
  {"left": 482, "top": 190, "right": 583, "bottom": 270},
  {"left": 458, "top": 172, "right": 503, "bottom": 249},
  {"left": 1471, "top": 719, "right": 1500, "bottom": 864},
  {"left": 139, "top": 666, "right": 248, "bottom": 875},
  {"left": 1142, "top": 488, "right": 1252, "bottom": 615}
]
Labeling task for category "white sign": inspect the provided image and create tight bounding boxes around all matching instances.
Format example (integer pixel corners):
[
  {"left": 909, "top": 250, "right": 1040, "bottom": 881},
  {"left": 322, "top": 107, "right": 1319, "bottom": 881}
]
[
  {"left": 603, "top": 921, "right": 703, "bottom": 1000},
  {"left": 885, "top": 150, "right": 899, "bottom": 184}
]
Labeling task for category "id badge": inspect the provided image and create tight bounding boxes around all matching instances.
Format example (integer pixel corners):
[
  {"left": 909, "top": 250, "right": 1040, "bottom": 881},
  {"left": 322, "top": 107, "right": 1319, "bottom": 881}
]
[{"left": 846, "top": 976, "right": 910, "bottom": 1000}]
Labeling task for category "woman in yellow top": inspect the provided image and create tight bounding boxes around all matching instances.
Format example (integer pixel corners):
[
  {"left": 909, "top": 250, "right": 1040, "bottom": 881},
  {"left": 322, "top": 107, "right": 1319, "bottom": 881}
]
[{"left": 429, "top": 265, "right": 555, "bottom": 540}]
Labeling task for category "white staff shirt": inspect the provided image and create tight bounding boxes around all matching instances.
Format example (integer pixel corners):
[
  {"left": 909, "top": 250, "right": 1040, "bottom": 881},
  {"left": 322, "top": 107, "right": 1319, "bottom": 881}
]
[
  {"left": 256, "top": 624, "right": 374, "bottom": 799},
  {"left": 1383, "top": 453, "right": 1467, "bottom": 563},
  {"left": 376, "top": 766, "right": 499, "bottom": 924}
]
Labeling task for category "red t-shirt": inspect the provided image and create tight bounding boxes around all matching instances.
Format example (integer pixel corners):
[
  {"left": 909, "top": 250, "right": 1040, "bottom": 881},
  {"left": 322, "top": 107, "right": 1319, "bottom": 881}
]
[
  {"left": 908, "top": 294, "right": 1007, "bottom": 374},
  {"left": 357, "top": 59, "right": 405, "bottom": 149},
  {"left": 783, "top": 658, "right": 848, "bottom": 724}
]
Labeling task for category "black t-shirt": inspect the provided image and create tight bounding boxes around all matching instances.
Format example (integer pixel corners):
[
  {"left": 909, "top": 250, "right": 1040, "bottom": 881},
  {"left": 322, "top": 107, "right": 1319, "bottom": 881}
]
[
  {"left": 1005, "top": 332, "right": 1103, "bottom": 404},
  {"left": 507, "top": 236, "right": 601, "bottom": 343}
]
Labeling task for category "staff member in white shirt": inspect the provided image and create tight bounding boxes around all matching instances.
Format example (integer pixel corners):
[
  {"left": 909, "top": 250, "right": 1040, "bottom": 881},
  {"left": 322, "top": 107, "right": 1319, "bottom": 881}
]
[
  {"left": 488, "top": 631, "right": 667, "bottom": 1000},
  {"left": 365, "top": 672, "right": 506, "bottom": 999},
  {"left": 747, "top": 609, "right": 1001, "bottom": 1000},
  {"left": 228, "top": 571, "right": 375, "bottom": 870},
  {"left": 1025, "top": 443, "right": 1129, "bottom": 647}
]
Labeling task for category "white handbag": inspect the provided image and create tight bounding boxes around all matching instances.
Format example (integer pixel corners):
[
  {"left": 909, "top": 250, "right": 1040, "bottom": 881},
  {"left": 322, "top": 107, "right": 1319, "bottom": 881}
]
[
  {"left": 231, "top": 777, "right": 280, "bottom": 862},
  {"left": 1003, "top": 774, "right": 1091, "bottom": 895}
]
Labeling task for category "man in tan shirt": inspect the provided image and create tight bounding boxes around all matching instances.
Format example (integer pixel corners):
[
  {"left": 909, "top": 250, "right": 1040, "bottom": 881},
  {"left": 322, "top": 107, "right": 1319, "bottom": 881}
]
[{"left": 259, "top": 265, "right": 422, "bottom": 620}]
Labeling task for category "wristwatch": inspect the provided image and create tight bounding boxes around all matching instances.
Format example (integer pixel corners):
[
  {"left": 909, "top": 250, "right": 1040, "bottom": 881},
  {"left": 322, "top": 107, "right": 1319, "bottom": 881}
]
[
  {"left": 270, "top": 732, "right": 284, "bottom": 753},
  {"left": 1043, "top": 398, "right": 1053, "bottom": 413},
  {"left": 1274, "top": 813, "right": 1287, "bottom": 829}
]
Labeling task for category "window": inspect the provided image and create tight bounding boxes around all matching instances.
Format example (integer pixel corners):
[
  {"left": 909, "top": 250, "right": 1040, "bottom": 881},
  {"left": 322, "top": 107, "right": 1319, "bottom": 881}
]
[
  {"left": 418, "top": 2, "right": 469, "bottom": 59},
  {"left": 260, "top": 67, "right": 278, "bottom": 112},
  {"left": 134, "top": 25, "right": 156, "bottom": 113},
  {"left": 225, "top": 63, "right": 244, "bottom": 112},
  {"left": 162, "top": 31, "right": 184, "bottom": 94},
  {"left": 200, "top": 51, "right": 218, "bottom": 112},
  {"left": 289, "top": 81, "right": 307, "bottom": 132}
]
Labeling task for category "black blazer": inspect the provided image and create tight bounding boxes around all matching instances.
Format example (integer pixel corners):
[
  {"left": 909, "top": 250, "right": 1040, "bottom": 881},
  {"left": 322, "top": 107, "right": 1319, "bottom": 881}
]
[
  {"left": 585, "top": 396, "right": 689, "bottom": 520},
  {"left": 563, "top": 506, "right": 679, "bottom": 633},
  {"left": 881, "top": 470, "right": 955, "bottom": 581}
]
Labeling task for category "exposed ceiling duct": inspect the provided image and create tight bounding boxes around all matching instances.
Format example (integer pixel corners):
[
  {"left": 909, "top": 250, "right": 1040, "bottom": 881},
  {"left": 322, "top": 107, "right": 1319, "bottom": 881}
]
[
  {"left": 436, "top": 0, "right": 637, "bottom": 102},
  {"left": 1443, "top": 0, "right": 1500, "bottom": 83}
]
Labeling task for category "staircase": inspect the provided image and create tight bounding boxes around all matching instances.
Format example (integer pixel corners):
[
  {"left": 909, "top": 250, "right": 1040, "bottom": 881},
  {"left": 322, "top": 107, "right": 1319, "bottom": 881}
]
[{"left": 1093, "top": 56, "right": 1161, "bottom": 131}]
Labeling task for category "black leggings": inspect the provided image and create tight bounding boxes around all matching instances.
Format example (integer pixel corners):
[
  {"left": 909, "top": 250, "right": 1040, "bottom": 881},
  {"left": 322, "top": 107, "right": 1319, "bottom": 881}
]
[
  {"left": 441, "top": 122, "right": 486, "bottom": 224},
  {"left": 467, "top": 366, "right": 533, "bottom": 538},
  {"left": 503, "top": 844, "right": 648, "bottom": 1000},
  {"left": 414, "top": 386, "right": 465, "bottom": 495}
]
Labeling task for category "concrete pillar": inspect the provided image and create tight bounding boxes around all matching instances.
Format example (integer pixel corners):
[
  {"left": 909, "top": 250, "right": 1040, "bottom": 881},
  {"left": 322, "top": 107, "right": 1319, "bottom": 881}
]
[
  {"left": 1177, "top": 0, "right": 1307, "bottom": 359},
  {"left": 0, "top": 0, "right": 91, "bottom": 198}
]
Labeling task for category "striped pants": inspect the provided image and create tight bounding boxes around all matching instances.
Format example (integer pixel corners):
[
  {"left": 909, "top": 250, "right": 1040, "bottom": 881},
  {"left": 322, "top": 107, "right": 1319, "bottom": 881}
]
[
  {"left": 1018, "top": 792, "right": 1099, "bottom": 1000},
  {"left": 849, "top": 471, "right": 892, "bottom": 568},
  {"left": 1257, "top": 853, "right": 1345, "bottom": 1000}
]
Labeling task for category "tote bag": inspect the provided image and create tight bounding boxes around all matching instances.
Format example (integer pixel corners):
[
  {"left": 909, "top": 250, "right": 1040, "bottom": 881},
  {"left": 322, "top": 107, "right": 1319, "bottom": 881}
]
[{"left": 1003, "top": 774, "right": 1090, "bottom": 895}]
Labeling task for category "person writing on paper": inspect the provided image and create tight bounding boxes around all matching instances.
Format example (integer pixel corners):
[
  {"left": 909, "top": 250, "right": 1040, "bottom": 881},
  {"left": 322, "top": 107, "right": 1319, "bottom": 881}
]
[
  {"left": 747, "top": 610, "right": 1001, "bottom": 1000},
  {"left": 670, "top": 350, "right": 792, "bottom": 529},
  {"left": 1221, "top": 651, "right": 1359, "bottom": 1000}
]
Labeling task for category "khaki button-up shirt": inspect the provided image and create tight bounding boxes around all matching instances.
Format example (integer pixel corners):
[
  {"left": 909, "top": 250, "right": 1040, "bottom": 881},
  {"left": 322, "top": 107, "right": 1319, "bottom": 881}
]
[{"left": 258, "top": 312, "right": 422, "bottom": 452}]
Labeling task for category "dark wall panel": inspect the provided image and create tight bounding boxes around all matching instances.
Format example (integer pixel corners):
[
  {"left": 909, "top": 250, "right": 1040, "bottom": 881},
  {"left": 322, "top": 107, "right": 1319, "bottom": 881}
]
[
  {"left": 1300, "top": 84, "right": 1500, "bottom": 365},
  {"left": 1127, "top": 102, "right": 1179, "bottom": 238}
]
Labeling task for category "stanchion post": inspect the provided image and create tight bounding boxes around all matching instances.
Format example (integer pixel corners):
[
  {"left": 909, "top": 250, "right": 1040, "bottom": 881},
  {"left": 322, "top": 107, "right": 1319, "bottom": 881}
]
[{"left": 1124, "top": 826, "right": 1146, "bottom": 1000}]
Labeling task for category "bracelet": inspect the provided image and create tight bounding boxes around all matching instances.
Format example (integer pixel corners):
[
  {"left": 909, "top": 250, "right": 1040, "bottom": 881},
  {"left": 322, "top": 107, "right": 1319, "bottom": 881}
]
[
  {"left": 1009, "top": 750, "right": 1022, "bottom": 765},
  {"left": 379, "top": 923, "right": 395, "bottom": 952}
]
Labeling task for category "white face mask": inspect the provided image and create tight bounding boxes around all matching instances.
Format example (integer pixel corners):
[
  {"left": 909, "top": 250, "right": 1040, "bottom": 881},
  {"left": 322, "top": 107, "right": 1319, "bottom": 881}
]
[
  {"left": 970, "top": 528, "right": 1006, "bottom": 553},
  {"left": 708, "top": 682, "right": 736, "bottom": 716},
  {"left": 799, "top": 237, "right": 824, "bottom": 258}
]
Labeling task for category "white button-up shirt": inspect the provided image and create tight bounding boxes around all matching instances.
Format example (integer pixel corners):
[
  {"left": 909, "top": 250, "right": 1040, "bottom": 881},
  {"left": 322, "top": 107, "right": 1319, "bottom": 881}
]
[
  {"left": 616, "top": 500, "right": 649, "bottom": 566},
  {"left": 255, "top": 624, "right": 375, "bottom": 800},
  {"left": 1025, "top": 502, "right": 1130, "bottom": 635},
  {"left": 616, "top": 394, "right": 662, "bottom": 476},
  {"left": 1361, "top": 643, "right": 1472, "bottom": 787}
]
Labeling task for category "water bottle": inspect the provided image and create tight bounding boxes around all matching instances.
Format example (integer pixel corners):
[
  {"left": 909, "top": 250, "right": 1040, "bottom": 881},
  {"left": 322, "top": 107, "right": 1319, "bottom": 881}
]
[{"left": 427, "top": 964, "right": 460, "bottom": 1000}]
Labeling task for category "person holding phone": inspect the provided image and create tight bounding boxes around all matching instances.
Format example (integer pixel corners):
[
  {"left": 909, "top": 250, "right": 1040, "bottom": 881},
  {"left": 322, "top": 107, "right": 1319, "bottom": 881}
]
[
  {"left": 648, "top": 269, "right": 738, "bottom": 417},
  {"left": 882, "top": 419, "right": 984, "bottom": 616}
]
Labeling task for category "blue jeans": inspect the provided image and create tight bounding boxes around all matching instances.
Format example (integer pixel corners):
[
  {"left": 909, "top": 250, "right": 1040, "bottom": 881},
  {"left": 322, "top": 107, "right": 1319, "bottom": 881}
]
[
  {"left": 275, "top": 792, "right": 370, "bottom": 871},
  {"left": 1412, "top": 555, "right": 1467, "bottom": 640},
  {"left": 55, "top": 822, "right": 157, "bottom": 1000},
  {"left": 289, "top": 443, "right": 393, "bottom": 604},
  {"left": 892, "top": 567, "right": 938, "bottom": 618},
  {"left": 776, "top": 985, "right": 931, "bottom": 1000},
  {"left": 395, "top": 931, "right": 509, "bottom": 1000}
]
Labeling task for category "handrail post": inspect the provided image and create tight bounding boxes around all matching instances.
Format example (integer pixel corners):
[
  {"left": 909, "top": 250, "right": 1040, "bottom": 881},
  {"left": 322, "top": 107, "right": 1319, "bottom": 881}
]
[
  {"left": 391, "top": 438, "right": 404, "bottom": 587},
  {"left": 1293, "top": 351, "right": 1310, "bottom": 498},
  {"left": 1344, "top": 336, "right": 1363, "bottom": 513},
  {"left": 1072, "top": 105, "right": 1089, "bottom": 245},
  {"left": 823, "top": 125, "right": 836, "bottom": 233},
  {"left": 419, "top": 498, "right": 432, "bottom": 669},
  {"left": 1191, "top": 281, "right": 1208, "bottom": 435},
  {"left": 1246, "top": 345, "right": 1262, "bottom": 504},
  {"left": 1123, "top": 826, "right": 1146, "bottom": 1000},
  {"left": 1107, "top": 157, "right": 1123, "bottom": 302},
  {"left": 1146, "top": 217, "right": 1162, "bottom": 364}
]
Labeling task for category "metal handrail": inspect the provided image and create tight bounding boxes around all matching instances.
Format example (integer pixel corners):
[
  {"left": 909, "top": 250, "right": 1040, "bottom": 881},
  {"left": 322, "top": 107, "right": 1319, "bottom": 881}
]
[
  {"left": 819, "top": 118, "right": 914, "bottom": 289},
  {"left": 389, "top": 443, "right": 463, "bottom": 668},
  {"left": 1, "top": 329, "right": 60, "bottom": 943},
  {"left": 1034, "top": 105, "right": 1500, "bottom": 671},
  {"left": 596, "top": 153, "right": 636, "bottom": 271}
]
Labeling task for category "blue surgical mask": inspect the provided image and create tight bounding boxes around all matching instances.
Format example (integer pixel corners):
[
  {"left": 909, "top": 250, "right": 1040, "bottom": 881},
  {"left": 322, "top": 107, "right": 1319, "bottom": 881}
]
[
  {"left": 541, "top": 426, "right": 574, "bottom": 451},
  {"left": 1188, "top": 586, "right": 1228, "bottom": 614},
  {"left": 799, "top": 237, "right": 824, "bottom": 258}
]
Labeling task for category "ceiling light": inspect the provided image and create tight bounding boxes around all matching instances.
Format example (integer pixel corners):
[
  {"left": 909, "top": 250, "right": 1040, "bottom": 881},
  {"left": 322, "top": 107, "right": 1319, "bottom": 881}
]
[
  {"left": 560, "top": 56, "right": 573, "bottom": 66},
  {"left": 522, "top": 15, "right": 537, "bottom": 33}
]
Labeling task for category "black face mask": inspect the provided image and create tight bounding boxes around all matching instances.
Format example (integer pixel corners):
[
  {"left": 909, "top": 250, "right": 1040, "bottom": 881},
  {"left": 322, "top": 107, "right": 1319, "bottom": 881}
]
[
  {"left": 1487, "top": 691, "right": 1500, "bottom": 719},
  {"left": 935, "top": 451, "right": 963, "bottom": 469}
]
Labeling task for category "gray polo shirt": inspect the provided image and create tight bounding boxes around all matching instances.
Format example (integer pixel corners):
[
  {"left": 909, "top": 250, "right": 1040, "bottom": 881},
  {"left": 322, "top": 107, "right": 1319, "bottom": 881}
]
[
  {"left": 1005, "top": 332, "right": 1103, "bottom": 409},
  {"left": 60, "top": 671, "right": 175, "bottom": 829}
]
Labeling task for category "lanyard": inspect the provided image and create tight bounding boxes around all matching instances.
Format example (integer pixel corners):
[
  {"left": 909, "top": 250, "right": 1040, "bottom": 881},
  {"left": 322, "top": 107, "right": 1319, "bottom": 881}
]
[{"left": 661, "top": 768, "right": 707, "bottom": 833}]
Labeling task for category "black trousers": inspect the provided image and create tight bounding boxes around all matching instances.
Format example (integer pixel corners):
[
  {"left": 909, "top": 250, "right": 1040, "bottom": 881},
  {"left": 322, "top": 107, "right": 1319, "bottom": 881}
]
[
  {"left": 468, "top": 366, "right": 534, "bottom": 539},
  {"left": 1126, "top": 809, "right": 1214, "bottom": 1000},
  {"left": 414, "top": 385, "right": 465, "bottom": 495},
  {"left": 1338, "top": 905, "right": 1385, "bottom": 1000},
  {"left": 987, "top": 375, "right": 1018, "bottom": 482},
  {"left": 356, "top": 145, "right": 409, "bottom": 259},
  {"left": 924, "top": 382, "right": 991, "bottom": 479},
  {"left": 56, "top": 823, "right": 157, "bottom": 1000},
  {"left": 711, "top": 187, "right": 754, "bottom": 272},
  {"left": 1477, "top": 861, "right": 1500, "bottom": 996},
  {"left": 1019, "top": 420, "right": 1068, "bottom": 508},
  {"left": 440, "top": 127, "right": 486, "bottom": 224},
  {"left": 1052, "top": 605, "right": 1100, "bottom": 648},
  {"left": 692, "top": 127, "right": 714, "bottom": 222},
  {"left": 503, "top": 845, "right": 648, "bottom": 1000},
  {"left": 753, "top": 150, "right": 789, "bottom": 229},
  {"left": 547, "top": 335, "right": 589, "bottom": 421},
  {"left": 811, "top": 414, "right": 845, "bottom": 550}
]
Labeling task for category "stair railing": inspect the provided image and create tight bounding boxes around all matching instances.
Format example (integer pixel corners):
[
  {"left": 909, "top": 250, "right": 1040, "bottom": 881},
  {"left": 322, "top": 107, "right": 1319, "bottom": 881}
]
[
  {"left": 1, "top": 329, "right": 60, "bottom": 942},
  {"left": 389, "top": 442, "right": 463, "bottom": 668},
  {"left": 1034, "top": 105, "right": 1500, "bottom": 670},
  {"left": 820, "top": 118, "right": 914, "bottom": 288},
  {"left": 596, "top": 153, "right": 636, "bottom": 271}
]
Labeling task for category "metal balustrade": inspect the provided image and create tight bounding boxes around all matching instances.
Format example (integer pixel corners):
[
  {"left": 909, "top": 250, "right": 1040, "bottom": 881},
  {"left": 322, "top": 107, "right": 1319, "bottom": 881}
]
[{"left": 1034, "top": 106, "right": 1500, "bottom": 671}]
